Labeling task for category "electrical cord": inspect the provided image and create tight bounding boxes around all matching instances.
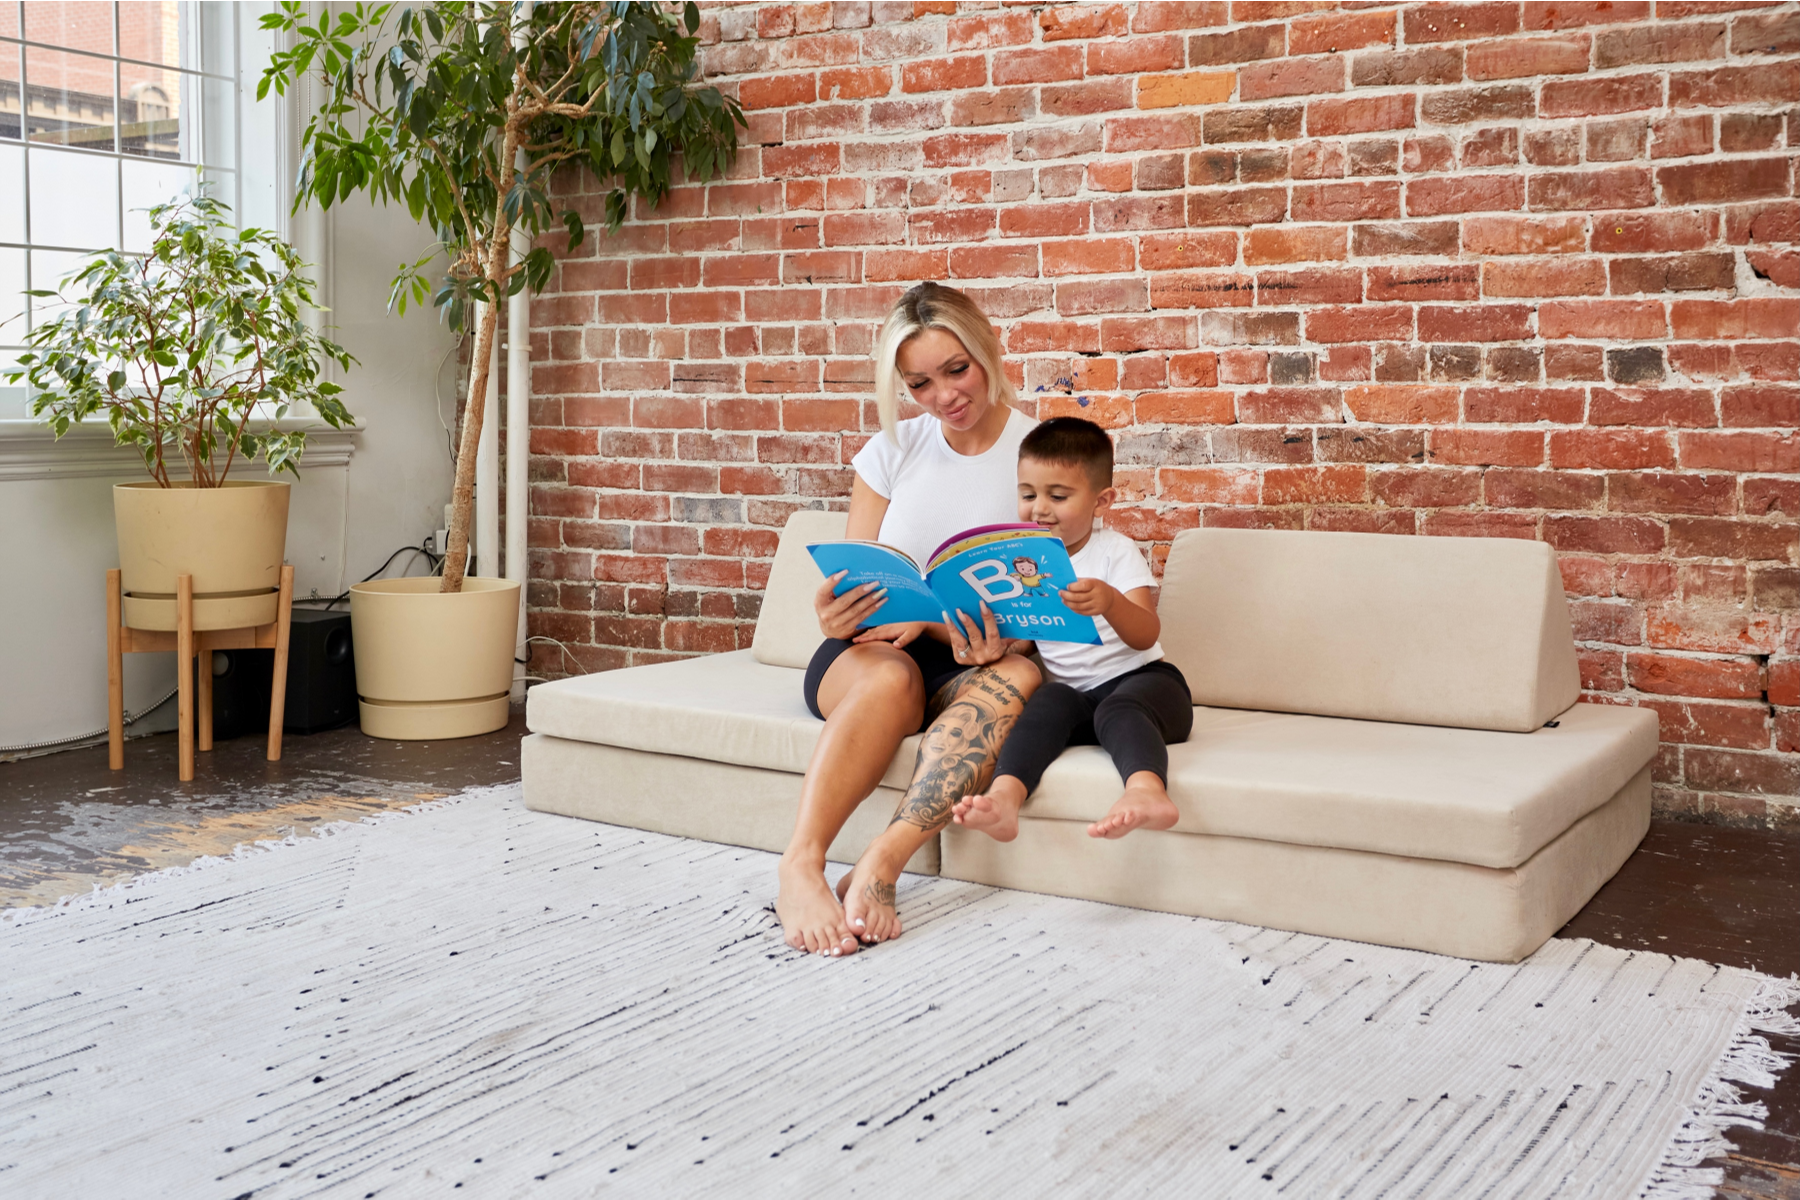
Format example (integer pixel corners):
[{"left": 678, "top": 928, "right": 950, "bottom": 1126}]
[
  {"left": 0, "top": 683, "right": 180, "bottom": 759},
  {"left": 311, "top": 540, "right": 445, "bottom": 611},
  {"left": 523, "top": 635, "right": 587, "bottom": 677}
]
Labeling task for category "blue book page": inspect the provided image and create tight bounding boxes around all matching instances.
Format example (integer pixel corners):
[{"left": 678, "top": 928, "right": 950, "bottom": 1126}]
[
  {"left": 806, "top": 542, "right": 943, "bottom": 626},
  {"left": 925, "top": 532, "right": 1102, "bottom": 645}
]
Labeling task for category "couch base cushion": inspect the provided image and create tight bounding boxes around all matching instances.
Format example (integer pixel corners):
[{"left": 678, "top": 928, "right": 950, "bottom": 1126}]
[
  {"left": 526, "top": 651, "right": 925, "bottom": 792},
  {"left": 520, "top": 733, "right": 941, "bottom": 875},
  {"left": 1036, "top": 702, "right": 1656, "bottom": 870},
  {"left": 940, "top": 764, "right": 1650, "bottom": 963},
  {"left": 525, "top": 651, "right": 1656, "bottom": 870}
]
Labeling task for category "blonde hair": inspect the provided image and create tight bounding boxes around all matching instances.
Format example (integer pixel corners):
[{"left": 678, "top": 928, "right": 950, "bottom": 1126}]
[{"left": 873, "top": 282, "right": 1015, "bottom": 443}]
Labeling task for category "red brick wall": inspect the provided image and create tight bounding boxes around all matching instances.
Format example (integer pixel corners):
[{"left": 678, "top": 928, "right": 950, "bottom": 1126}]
[{"left": 525, "top": 1, "right": 1800, "bottom": 828}]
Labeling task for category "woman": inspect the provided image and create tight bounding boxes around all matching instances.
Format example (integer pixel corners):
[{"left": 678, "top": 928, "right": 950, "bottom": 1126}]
[{"left": 777, "top": 283, "right": 1041, "bottom": 957}]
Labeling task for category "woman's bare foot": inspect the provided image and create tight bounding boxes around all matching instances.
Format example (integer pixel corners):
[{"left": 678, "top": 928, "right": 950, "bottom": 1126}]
[
  {"left": 1086, "top": 772, "right": 1180, "bottom": 839},
  {"left": 951, "top": 774, "right": 1028, "bottom": 842},
  {"left": 835, "top": 850, "right": 905, "bottom": 944},
  {"left": 776, "top": 853, "right": 859, "bottom": 956}
]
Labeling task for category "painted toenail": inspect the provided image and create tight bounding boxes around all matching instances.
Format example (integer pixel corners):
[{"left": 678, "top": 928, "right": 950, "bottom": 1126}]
[{"left": 853, "top": 918, "right": 865, "bottom": 927}]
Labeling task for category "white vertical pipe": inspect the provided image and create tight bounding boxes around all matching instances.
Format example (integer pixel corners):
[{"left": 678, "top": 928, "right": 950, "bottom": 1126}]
[
  {"left": 507, "top": 1, "right": 534, "bottom": 699},
  {"left": 475, "top": 300, "right": 500, "bottom": 579}
]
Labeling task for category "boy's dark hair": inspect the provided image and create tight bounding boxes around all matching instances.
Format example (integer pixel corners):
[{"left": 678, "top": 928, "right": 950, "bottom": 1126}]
[{"left": 1019, "top": 416, "right": 1113, "bottom": 489}]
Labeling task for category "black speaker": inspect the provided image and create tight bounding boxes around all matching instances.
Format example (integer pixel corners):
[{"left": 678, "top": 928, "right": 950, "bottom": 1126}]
[
  {"left": 209, "top": 645, "right": 273, "bottom": 741},
  {"left": 209, "top": 608, "right": 359, "bottom": 738}
]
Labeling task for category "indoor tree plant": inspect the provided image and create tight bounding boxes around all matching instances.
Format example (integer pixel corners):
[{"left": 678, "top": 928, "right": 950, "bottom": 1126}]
[
  {"left": 6, "top": 193, "right": 353, "bottom": 633},
  {"left": 259, "top": 0, "right": 742, "bottom": 737}
]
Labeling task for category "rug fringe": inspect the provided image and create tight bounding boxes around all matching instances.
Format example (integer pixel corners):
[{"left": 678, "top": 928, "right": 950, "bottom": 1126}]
[
  {"left": 0, "top": 786, "right": 495, "bottom": 930},
  {"left": 1636, "top": 972, "right": 1800, "bottom": 1199}
]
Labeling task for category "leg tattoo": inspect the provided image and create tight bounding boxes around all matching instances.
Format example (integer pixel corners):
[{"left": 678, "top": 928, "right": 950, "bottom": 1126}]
[{"left": 890, "top": 666, "right": 1026, "bottom": 834}]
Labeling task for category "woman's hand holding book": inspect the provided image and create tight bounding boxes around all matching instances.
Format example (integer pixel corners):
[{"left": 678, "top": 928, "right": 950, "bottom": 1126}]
[
  {"left": 815, "top": 573, "right": 889, "bottom": 640},
  {"left": 941, "top": 603, "right": 1011, "bottom": 667}
]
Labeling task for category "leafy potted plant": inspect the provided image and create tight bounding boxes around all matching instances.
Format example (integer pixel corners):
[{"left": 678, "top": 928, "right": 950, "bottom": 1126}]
[
  {"left": 260, "top": 0, "right": 742, "bottom": 738},
  {"left": 6, "top": 193, "right": 352, "bottom": 633}
]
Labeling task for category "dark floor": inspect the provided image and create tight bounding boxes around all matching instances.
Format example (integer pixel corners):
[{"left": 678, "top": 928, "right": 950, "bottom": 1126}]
[
  {"left": 0, "top": 713, "right": 529, "bottom": 908},
  {"left": 1, "top": 719, "right": 1796, "bottom": 1197}
]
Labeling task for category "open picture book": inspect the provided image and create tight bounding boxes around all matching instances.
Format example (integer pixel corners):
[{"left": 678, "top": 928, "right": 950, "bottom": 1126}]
[{"left": 807, "top": 524, "right": 1102, "bottom": 644}]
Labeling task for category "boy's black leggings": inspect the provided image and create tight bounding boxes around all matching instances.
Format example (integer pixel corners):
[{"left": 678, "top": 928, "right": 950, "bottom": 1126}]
[{"left": 993, "top": 660, "right": 1194, "bottom": 794}]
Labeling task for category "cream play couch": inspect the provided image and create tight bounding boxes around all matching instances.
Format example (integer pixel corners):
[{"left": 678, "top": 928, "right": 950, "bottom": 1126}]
[{"left": 522, "top": 512, "right": 1657, "bottom": 962}]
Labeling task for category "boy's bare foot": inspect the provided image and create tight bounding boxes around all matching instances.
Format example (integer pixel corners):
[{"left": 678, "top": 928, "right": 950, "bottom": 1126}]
[
  {"left": 951, "top": 774, "right": 1027, "bottom": 842},
  {"left": 776, "top": 854, "right": 859, "bottom": 956},
  {"left": 1087, "top": 772, "right": 1180, "bottom": 839},
  {"left": 835, "top": 850, "right": 905, "bottom": 944}
]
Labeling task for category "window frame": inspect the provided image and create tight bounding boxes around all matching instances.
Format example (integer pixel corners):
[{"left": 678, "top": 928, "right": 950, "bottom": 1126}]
[{"left": 1, "top": 1, "right": 288, "bottom": 395}]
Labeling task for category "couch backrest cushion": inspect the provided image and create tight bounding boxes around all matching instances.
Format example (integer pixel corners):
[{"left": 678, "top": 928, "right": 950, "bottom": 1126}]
[
  {"left": 1157, "top": 528, "right": 1581, "bottom": 733},
  {"left": 751, "top": 509, "right": 850, "bottom": 669}
]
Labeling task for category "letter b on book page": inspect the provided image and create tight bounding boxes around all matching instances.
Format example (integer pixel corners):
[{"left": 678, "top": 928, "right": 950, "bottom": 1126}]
[{"left": 960, "top": 558, "right": 1026, "bottom": 603}]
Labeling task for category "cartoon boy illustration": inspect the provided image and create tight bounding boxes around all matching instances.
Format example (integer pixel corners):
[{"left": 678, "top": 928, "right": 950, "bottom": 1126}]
[{"left": 1010, "top": 555, "right": 1053, "bottom": 594}]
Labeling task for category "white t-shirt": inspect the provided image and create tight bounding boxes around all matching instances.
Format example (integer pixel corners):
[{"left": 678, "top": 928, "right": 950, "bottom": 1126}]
[
  {"left": 850, "top": 407, "right": 1037, "bottom": 570},
  {"left": 1036, "top": 528, "right": 1164, "bottom": 692}
]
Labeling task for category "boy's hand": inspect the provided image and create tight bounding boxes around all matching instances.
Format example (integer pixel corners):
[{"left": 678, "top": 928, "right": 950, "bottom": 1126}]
[{"left": 1060, "top": 578, "right": 1117, "bottom": 617}]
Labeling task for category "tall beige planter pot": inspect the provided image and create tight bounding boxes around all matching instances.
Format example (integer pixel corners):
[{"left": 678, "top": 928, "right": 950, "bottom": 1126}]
[
  {"left": 114, "top": 480, "right": 290, "bottom": 631},
  {"left": 349, "top": 577, "right": 521, "bottom": 739}
]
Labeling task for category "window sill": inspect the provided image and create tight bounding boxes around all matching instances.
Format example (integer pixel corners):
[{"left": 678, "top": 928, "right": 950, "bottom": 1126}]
[{"left": 0, "top": 418, "right": 362, "bottom": 482}]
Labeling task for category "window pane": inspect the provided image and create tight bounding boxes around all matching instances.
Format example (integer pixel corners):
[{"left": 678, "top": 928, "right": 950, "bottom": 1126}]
[
  {"left": 28, "top": 147, "right": 118, "bottom": 249},
  {"left": 29, "top": 247, "right": 91, "bottom": 324},
  {"left": 122, "top": 156, "right": 194, "bottom": 252},
  {"left": 201, "top": 166, "right": 236, "bottom": 222},
  {"left": 236, "top": 0, "right": 281, "bottom": 235},
  {"left": 0, "top": 359, "right": 29, "bottom": 419},
  {"left": 118, "top": 1, "right": 186, "bottom": 68},
  {"left": 25, "top": 46, "right": 117, "bottom": 151},
  {"left": 0, "top": 41, "right": 19, "bottom": 140},
  {"left": 199, "top": 70, "right": 231, "bottom": 168},
  {"left": 0, "top": 246, "right": 26, "bottom": 347},
  {"left": 199, "top": 1, "right": 232, "bottom": 77},
  {"left": 119, "top": 59, "right": 186, "bottom": 159},
  {"left": 0, "top": 141, "right": 22, "bottom": 241},
  {"left": 0, "top": 4, "right": 19, "bottom": 40},
  {"left": 23, "top": 2, "right": 114, "bottom": 56}
]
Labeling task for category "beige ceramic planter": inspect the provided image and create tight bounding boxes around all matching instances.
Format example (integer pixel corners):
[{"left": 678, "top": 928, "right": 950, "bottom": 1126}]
[
  {"left": 115, "top": 480, "right": 290, "bottom": 631},
  {"left": 349, "top": 577, "right": 520, "bottom": 739}
]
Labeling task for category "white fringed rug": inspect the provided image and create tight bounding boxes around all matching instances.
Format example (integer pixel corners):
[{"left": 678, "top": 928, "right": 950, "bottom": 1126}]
[{"left": 3, "top": 786, "right": 1794, "bottom": 1200}]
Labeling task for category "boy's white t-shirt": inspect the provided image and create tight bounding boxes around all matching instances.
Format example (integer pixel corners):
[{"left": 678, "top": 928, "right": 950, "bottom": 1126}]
[
  {"left": 850, "top": 407, "right": 1037, "bottom": 570},
  {"left": 1036, "top": 528, "right": 1163, "bottom": 692}
]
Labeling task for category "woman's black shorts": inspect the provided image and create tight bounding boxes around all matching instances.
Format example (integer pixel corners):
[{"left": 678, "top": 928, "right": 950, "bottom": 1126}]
[{"left": 801, "top": 635, "right": 967, "bottom": 731}]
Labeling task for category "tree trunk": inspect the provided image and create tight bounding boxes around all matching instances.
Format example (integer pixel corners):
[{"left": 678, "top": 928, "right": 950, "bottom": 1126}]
[
  {"left": 437, "top": 295, "right": 499, "bottom": 593},
  {"left": 439, "top": 21, "right": 525, "bottom": 594}
]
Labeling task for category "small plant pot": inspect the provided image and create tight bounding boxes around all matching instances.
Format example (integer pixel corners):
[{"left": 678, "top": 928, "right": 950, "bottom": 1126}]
[
  {"left": 115, "top": 480, "right": 291, "bottom": 631},
  {"left": 349, "top": 577, "right": 520, "bottom": 740}
]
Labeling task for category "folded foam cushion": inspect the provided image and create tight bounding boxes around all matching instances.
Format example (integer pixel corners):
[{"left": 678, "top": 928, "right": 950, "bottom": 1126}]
[
  {"left": 1023, "top": 702, "right": 1656, "bottom": 870},
  {"left": 1159, "top": 528, "right": 1582, "bottom": 733},
  {"left": 750, "top": 510, "right": 848, "bottom": 669},
  {"left": 526, "top": 649, "right": 923, "bottom": 791},
  {"left": 526, "top": 651, "right": 1654, "bottom": 872}
]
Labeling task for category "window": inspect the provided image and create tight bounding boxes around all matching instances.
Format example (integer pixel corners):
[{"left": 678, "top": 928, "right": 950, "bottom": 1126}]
[{"left": 0, "top": 1, "right": 285, "bottom": 417}]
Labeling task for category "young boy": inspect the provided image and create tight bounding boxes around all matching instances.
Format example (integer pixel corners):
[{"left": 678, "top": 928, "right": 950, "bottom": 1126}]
[{"left": 951, "top": 417, "right": 1194, "bottom": 842}]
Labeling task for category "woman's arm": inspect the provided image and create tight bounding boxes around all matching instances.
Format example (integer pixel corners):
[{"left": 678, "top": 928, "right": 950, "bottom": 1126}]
[
  {"left": 821, "top": 473, "right": 910, "bottom": 642},
  {"left": 1061, "top": 582, "right": 1161, "bottom": 650},
  {"left": 846, "top": 474, "right": 889, "bottom": 541}
]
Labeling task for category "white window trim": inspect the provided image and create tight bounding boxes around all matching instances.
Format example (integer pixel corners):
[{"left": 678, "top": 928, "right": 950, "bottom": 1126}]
[{"left": 0, "top": 416, "right": 359, "bottom": 482}]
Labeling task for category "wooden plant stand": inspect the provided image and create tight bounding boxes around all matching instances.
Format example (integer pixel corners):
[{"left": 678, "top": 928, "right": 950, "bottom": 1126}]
[{"left": 106, "top": 565, "right": 295, "bottom": 782}]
